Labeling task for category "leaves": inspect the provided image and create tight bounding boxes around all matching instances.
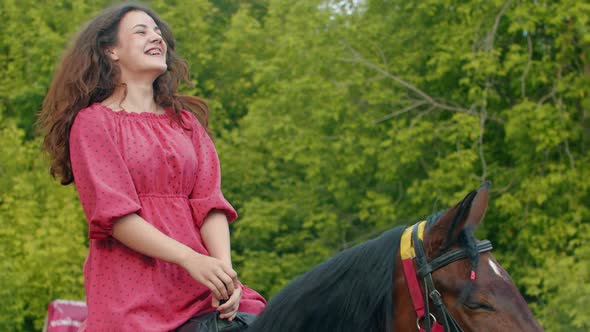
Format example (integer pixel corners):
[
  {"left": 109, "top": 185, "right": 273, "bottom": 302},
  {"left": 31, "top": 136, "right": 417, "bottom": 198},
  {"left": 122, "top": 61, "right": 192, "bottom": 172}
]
[
  {"left": 1, "top": 0, "right": 589, "bottom": 330},
  {"left": 0, "top": 118, "right": 87, "bottom": 331}
]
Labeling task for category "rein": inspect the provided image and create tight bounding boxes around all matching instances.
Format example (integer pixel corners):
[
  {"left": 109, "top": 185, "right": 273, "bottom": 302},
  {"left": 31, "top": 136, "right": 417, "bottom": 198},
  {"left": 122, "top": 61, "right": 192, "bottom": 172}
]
[{"left": 400, "top": 221, "right": 493, "bottom": 332}]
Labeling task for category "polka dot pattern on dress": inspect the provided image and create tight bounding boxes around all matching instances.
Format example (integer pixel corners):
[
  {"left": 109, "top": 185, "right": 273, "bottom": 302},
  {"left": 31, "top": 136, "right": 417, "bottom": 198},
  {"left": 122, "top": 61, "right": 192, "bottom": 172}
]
[{"left": 69, "top": 103, "right": 265, "bottom": 331}]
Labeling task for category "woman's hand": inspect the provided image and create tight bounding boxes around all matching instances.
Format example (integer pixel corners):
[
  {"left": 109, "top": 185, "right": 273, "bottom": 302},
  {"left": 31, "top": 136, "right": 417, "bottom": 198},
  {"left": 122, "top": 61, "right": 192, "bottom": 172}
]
[
  {"left": 213, "top": 283, "right": 242, "bottom": 321},
  {"left": 180, "top": 252, "right": 237, "bottom": 301}
]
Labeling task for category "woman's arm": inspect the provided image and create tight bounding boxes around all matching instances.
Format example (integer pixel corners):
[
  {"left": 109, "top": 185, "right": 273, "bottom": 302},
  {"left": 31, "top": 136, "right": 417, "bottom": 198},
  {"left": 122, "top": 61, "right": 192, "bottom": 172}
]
[
  {"left": 113, "top": 213, "right": 236, "bottom": 300},
  {"left": 200, "top": 211, "right": 242, "bottom": 320},
  {"left": 200, "top": 210, "right": 232, "bottom": 267}
]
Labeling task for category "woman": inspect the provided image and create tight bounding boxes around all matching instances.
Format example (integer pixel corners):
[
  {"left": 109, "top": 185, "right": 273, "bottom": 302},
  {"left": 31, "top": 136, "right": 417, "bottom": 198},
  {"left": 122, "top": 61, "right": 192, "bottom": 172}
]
[{"left": 38, "top": 3, "right": 266, "bottom": 331}]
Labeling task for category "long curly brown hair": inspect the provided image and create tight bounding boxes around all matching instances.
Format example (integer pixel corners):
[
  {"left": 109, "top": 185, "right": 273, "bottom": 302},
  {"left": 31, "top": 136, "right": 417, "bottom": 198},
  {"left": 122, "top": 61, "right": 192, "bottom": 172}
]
[{"left": 38, "top": 3, "right": 209, "bottom": 185}]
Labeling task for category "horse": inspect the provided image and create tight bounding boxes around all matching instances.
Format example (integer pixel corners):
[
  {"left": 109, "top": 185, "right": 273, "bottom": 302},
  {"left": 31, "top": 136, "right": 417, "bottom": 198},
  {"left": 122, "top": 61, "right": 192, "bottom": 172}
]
[{"left": 246, "top": 182, "right": 544, "bottom": 331}]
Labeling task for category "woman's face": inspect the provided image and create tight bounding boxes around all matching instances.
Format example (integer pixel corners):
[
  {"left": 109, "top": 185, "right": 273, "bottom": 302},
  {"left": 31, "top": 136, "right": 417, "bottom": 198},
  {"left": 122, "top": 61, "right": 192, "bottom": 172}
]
[{"left": 107, "top": 10, "right": 168, "bottom": 82}]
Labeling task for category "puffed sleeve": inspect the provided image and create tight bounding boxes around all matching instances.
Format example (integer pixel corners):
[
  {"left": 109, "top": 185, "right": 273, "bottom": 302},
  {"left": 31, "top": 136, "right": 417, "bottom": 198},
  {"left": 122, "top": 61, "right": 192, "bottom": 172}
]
[
  {"left": 69, "top": 109, "right": 142, "bottom": 239},
  {"left": 186, "top": 113, "right": 238, "bottom": 228}
]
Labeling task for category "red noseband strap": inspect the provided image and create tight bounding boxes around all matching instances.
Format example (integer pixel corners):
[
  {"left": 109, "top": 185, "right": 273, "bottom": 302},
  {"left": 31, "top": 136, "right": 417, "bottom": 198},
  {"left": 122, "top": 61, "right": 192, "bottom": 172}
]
[{"left": 400, "top": 222, "right": 445, "bottom": 332}]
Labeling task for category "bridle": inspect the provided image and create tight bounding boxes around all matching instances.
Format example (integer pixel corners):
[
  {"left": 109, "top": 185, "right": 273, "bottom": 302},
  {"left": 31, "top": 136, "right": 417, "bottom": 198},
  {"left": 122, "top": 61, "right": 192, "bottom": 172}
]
[{"left": 399, "top": 221, "right": 493, "bottom": 332}]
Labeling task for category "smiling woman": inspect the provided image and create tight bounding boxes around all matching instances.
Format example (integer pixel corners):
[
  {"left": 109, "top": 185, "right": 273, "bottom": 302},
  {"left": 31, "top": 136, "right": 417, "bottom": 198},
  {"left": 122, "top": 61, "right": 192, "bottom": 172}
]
[
  {"left": 104, "top": 11, "right": 168, "bottom": 85},
  {"left": 37, "top": 3, "right": 266, "bottom": 331}
]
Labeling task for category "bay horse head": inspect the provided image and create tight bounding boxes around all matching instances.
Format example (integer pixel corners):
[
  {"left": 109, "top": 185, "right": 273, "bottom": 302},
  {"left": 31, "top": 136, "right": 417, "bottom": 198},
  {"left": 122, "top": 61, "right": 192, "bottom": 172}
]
[
  {"left": 247, "top": 182, "right": 543, "bottom": 332},
  {"left": 393, "top": 182, "right": 544, "bottom": 331}
]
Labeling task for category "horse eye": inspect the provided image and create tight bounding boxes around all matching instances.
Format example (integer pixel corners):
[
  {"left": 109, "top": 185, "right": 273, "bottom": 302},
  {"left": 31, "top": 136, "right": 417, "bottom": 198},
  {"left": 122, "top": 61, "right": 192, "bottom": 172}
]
[{"left": 464, "top": 301, "right": 494, "bottom": 311}]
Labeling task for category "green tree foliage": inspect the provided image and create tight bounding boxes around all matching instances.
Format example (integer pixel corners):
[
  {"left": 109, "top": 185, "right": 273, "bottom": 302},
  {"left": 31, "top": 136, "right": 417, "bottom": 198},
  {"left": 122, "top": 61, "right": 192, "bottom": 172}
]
[
  {"left": 0, "top": 116, "right": 87, "bottom": 330},
  {"left": 0, "top": 0, "right": 588, "bottom": 330},
  {"left": 220, "top": 1, "right": 590, "bottom": 330}
]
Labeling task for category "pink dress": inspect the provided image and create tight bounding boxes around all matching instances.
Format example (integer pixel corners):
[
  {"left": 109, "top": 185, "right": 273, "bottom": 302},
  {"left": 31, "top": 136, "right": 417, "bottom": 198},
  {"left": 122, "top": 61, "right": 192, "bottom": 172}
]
[{"left": 69, "top": 103, "right": 266, "bottom": 331}]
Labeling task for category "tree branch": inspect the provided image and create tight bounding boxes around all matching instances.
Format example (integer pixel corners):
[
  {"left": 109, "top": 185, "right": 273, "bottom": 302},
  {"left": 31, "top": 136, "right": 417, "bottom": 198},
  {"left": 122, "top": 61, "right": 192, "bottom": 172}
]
[
  {"left": 556, "top": 90, "right": 576, "bottom": 169},
  {"left": 478, "top": 90, "right": 488, "bottom": 182},
  {"left": 373, "top": 101, "right": 428, "bottom": 124},
  {"left": 339, "top": 43, "right": 474, "bottom": 115},
  {"left": 331, "top": 74, "right": 387, "bottom": 88},
  {"left": 521, "top": 32, "right": 533, "bottom": 98},
  {"left": 490, "top": 178, "right": 516, "bottom": 195},
  {"left": 484, "top": 0, "right": 512, "bottom": 52}
]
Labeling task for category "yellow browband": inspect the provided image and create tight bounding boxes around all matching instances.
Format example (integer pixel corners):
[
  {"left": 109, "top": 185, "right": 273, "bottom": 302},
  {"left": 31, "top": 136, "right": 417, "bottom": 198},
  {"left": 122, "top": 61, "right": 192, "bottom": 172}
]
[{"left": 400, "top": 221, "right": 426, "bottom": 260}]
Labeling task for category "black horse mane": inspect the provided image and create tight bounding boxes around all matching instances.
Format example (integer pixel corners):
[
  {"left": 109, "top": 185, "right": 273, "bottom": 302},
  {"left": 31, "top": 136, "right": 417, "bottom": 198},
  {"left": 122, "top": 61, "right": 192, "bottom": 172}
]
[{"left": 247, "top": 226, "right": 405, "bottom": 332}]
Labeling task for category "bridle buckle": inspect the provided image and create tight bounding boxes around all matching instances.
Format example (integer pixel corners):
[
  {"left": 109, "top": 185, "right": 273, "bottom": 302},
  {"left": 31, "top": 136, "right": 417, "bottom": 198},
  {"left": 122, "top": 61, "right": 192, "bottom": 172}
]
[{"left": 429, "top": 289, "right": 443, "bottom": 306}]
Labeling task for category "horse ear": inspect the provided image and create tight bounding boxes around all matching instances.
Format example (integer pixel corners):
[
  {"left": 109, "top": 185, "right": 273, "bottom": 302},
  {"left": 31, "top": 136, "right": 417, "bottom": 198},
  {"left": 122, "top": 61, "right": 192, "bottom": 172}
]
[
  {"left": 424, "top": 182, "right": 490, "bottom": 256},
  {"left": 465, "top": 181, "right": 490, "bottom": 228}
]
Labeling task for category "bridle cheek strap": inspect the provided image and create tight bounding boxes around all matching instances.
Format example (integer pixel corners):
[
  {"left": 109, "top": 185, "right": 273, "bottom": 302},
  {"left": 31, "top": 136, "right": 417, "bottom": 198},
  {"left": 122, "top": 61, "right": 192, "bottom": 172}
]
[
  {"left": 400, "top": 222, "right": 445, "bottom": 332},
  {"left": 400, "top": 221, "right": 494, "bottom": 332}
]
